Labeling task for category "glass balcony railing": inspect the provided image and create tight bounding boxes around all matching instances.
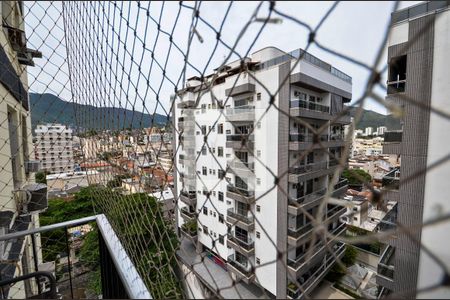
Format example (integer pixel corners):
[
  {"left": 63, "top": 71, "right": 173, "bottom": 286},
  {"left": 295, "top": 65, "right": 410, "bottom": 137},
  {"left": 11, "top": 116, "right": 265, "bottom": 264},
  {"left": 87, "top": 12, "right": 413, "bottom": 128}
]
[
  {"left": 227, "top": 233, "right": 254, "bottom": 251},
  {"left": 288, "top": 161, "right": 328, "bottom": 174},
  {"left": 290, "top": 187, "right": 326, "bottom": 205},
  {"left": 289, "top": 133, "right": 328, "bottom": 143},
  {"left": 227, "top": 208, "right": 254, "bottom": 225},
  {"left": 225, "top": 106, "right": 255, "bottom": 115},
  {"left": 227, "top": 185, "right": 254, "bottom": 197},
  {"left": 290, "top": 99, "right": 330, "bottom": 113}
]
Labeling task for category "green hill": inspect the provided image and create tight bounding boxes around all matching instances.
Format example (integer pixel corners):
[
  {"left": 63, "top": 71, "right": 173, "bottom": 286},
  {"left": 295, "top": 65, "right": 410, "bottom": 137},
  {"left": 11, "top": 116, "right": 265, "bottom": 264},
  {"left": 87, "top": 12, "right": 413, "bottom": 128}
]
[
  {"left": 348, "top": 106, "right": 402, "bottom": 130},
  {"left": 29, "top": 93, "right": 168, "bottom": 131}
]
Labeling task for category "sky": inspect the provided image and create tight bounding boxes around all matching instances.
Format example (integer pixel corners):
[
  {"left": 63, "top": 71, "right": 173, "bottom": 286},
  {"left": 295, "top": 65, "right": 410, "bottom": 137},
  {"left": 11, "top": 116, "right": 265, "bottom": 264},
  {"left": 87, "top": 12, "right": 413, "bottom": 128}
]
[{"left": 24, "top": 1, "right": 421, "bottom": 117}]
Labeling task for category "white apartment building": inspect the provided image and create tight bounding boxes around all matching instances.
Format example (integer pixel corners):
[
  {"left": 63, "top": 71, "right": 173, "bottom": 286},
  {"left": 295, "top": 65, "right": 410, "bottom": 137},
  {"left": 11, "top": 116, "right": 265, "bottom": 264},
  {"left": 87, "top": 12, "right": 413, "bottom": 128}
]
[
  {"left": 174, "top": 46, "right": 352, "bottom": 298},
  {"left": 365, "top": 127, "right": 373, "bottom": 136},
  {"left": 377, "top": 126, "right": 387, "bottom": 136},
  {"left": 35, "top": 124, "right": 74, "bottom": 174}
]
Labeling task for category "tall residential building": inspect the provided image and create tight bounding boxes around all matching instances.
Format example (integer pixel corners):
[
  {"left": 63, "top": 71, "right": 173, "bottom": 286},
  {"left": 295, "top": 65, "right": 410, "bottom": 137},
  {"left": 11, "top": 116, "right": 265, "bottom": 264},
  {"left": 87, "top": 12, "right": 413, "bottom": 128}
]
[
  {"left": 35, "top": 124, "right": 74, "bottom": 174},
  {"left": 365, "top": 127, "right": 373, "bottom": 136},
  {"left": 379, "top": 1, "right": 450, "bottom": 298},
  {"left": 174, "top": 46, "right": 351, "bottom": 298},
  {"left": 0, "top": 1, "right": 46, "bottom": 298}
]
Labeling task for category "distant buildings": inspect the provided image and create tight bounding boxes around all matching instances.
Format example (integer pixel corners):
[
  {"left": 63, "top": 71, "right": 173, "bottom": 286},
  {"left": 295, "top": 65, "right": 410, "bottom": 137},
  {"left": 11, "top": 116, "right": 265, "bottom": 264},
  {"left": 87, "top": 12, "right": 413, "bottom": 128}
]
[
  {"left": 376, "top": 126, "right": 387, "bottom": 136},
  {"left": 35, "top": 124, "right": 74, "bottom": 174}
]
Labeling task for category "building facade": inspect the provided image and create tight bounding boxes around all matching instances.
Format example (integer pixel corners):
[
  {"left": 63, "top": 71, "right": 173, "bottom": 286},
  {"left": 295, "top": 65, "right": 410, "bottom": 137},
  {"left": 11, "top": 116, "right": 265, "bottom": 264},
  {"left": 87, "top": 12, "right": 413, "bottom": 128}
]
[
  {"left": 174, "top": 46, "right": 351, "bottom": 298},
  {"left": 35, "top": 124, "right": 74, "bottom": 174},
  {"left": 379, "top": 2, "right": 450, "bottom": 298},
  {"left": 0, "top": 1, "right": 45, "bottom": 298}
]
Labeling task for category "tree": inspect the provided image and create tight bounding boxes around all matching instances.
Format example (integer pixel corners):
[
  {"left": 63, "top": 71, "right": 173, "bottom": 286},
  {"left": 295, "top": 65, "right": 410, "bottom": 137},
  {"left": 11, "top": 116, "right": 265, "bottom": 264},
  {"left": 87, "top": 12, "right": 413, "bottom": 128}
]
[
  {"left": 342, "top": 168, "right": 372, "bottom": 185},
  {"left": 35, "top": 171, "right": 47, "bottom": 184},
  {"left": 325, "top": 245, "right": 358, "bottom": 282}
]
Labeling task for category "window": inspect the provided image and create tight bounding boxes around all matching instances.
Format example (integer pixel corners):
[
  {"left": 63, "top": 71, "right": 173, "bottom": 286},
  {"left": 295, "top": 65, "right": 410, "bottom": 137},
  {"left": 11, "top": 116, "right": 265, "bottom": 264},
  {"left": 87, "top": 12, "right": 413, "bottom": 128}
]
[
  {"left": 353, "top": 217, "right": 358, "bottom": 221},
  {"left": 201, "top": 104, "right": 207, "bottom": 112},
  {"left": 218, "top": 170, "right": 225, "bottom": 179},
  {"left": 201, "top": 125, "right": 207, "bottom": 135},
  {"left": 256, "top": 258, "right": 260, "bottom": 265},
  {"left": 218, "top": 123, "right": 223, "bottom": 134},
  {"left": 257, "top": 150, "right": 261, "bottom": 157},
  {"left": 210, "top": 147, "right": 215, "bottom": 154},
  {"left": 256, "top": 205, "right": 260, "bottom": 212},
  {"left": 353, "top": 207, "right": 358, "bottom": 212},
  {"left": 218, "top": 191, "right": 224, "bottom": 202},
  {"left": 219, "top": 234, "right": 224, "bottom": 245},
  {"left": 226, "top": 200, "right": 231, "bottom": 205},
  {"left": 257, "top": 93, "right": 261, "bottom": 100},
  {"left": 388, "top": 55, "right": 407, "bottom": 94},
  {"left": 219, "top": 214, "right": 224, "bottom": 224},
  {"left": 256, "top": 231, "right": 261, "bottom": 239},
  {"left": 218, "top": 147, "right": 223, "bottom": 157},
  {"left": 202, "top": 166, "right": 207, "bottom": 175},
  {"left": 203, "top": 225, "right": 208, "bottom": 234},
  {"left": 202, "top": 146, "right": 207, "bottom": 155},
  {"left": 257, "top": 121, "right": 261, "bottom": 129},
  {"left": 203, "top": 207, "right": 208, "bottom": 215},
  {"left": 256, "top": 178, "right": 261, "bottom": 185}
]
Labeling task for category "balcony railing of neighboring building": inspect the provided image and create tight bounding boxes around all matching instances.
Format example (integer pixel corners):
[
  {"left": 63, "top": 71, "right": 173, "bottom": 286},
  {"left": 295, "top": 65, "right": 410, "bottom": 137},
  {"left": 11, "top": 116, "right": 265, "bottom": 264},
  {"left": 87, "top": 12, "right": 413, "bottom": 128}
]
[
  {"left": 287, "top": 242, "right": 346, "bottom": 299},
  {"left": 227, "top": 254, "right": 254, "bottom": 279},
  {"left": 382, "top": 168, "right": 400, "bottom": 189},
  {"left": 378, "top": 245, "right": 395, "bottom": 280},
  {"left": 289, "top": 133, "right": 329, "bottom": 143},
  {"left": 0, "top": 215, "right": 151, "bottom": 299},
  {"left": 290, "top": 99, "right": 330, "bottom": 113},
  {"left": 227, "top": 184, "right": 255, "bottom": 198},
  {"left": 383, "top": 131, "right": 403, "bottom": 143},
  {"left": 288, "top": 223, "right": 314, "bottom": 239},
  {"left": 227, "top": 208, "right": 254, "bottom": 226},
  {"left": 288, "top": 161, "right": 328, "bottom": 175},
  {"left": 227, "top": 159, "right": 255, "bottom": 172},
  {"left": 225, "top": 106, "right": 255, "bottom": 116},
  {"left": 226, "top": 133, "right": 255, "bottom": 142},
  {"left": 289, "top": 187, "right": 326, "bottom": 206},
  {"left": 227, "top": 232, "right": 255, "bottom": 252}
]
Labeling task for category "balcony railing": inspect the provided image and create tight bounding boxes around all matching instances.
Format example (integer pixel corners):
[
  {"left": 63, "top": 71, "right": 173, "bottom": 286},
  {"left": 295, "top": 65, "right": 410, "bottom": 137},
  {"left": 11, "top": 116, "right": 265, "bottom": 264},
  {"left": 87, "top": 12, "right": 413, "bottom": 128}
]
[
  {"left": 290, "top": 187, "right": 326, "bottom": 205},
  {"left": 289, "top": 133, "right": 328, "bottom": 143},
  {"left": 382, "top": 168, "right": 400, "bottom": 189},
  {"left": 334, "top": 179, "right": 349, "bottom": 190},
  {"left": 227, "top": 233, "right": 254, "bottom": 251},
  {"left": 225, "top": 106, "right": 255, "bottom": 115},
  {"left": 227, "top": 255, "right": 254, "bottom": 278},
  {"left": 227, "top": 208, "right": 254, "bottom": 225},
  {"left": 378, "top": 245, "right": 395, "bottom": 280},
  {"left": 227, "top": 185, "right": 254, "bottom": 197},
  {"left": 226, "top": 134, "right": 254, "bottom": 142},
  {"left": 384, "top": 131, "right": 402, "bottom": 143},
  {"left": 288, "top": 223, "right": 313, "bottom": 239},
  {"left": 228, "top": 160, "right": 255, "bottom": 172},
  {"left": 290, "top": 99, "right": 330, "bottom": 113},
  {"left": 0, "top": 215, "right": 151, "bottom": 299},
  {"left": 288, "top": 161, "right": 328, "bottom": 174},
  {"left": 180, "top": 207, "right": 196, "bottom": 220}
]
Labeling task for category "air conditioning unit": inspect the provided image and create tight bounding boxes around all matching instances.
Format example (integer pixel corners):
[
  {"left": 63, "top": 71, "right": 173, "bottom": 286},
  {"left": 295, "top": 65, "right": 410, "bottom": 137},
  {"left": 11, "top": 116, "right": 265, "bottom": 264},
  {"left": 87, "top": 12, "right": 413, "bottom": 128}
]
[
  {"left": 15, "top": 183, "right": 48, "bottom": 216},
  {"left": 25, "top": 160, "right": 41, "bottom": 174},
  {"left": 294, "top": 91, "right": 300, "bottom": 97}
]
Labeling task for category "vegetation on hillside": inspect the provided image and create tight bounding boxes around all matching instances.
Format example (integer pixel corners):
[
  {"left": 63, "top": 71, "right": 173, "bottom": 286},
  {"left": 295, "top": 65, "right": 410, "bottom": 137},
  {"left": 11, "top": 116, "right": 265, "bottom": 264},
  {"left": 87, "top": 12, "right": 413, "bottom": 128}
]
[{"left": 342, "top": 169, "right": 372, "bottom": 185}]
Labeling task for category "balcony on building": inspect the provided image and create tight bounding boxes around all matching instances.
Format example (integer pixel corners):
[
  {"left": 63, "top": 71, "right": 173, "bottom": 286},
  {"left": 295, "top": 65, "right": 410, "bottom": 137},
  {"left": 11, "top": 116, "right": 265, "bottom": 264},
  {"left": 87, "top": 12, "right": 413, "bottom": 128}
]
[
  {"left": 225, "top": 105, "right": 255, "bottom": 122},
  {"left": 332, "top": 178, "right": 349, "bottom": 197},
  {"left": 179, "top": 190, "right": 197, "bottom": 206},
  {"left": 180, "top": 206, "right": 197, "bottom": 221},
  {"left": 226, "top": 183, "right": 255, "bottom": 204},
  {"left": 287, "top": 224, "right": 346, "bottom": 278},
  {"left": 287, "top": 242, "right": 346, "bottom": 299},
  {"left": 226, "top": 208, "right": 255, "bottom": 231},
  {"left": 289, "top": 133, "right": 345, "bottom": 151},
  {"left": 0, "top": 215, "right": 151, "bottom": 299},
  {"left": 227, "top": 158, "right": 255, "bottom": 179},
  {"left": 224, "top": 75, "right": 255, "bottom": 97},
  {"left": 227, "top": 254, "right": 255, "bottom": 284},
  {"left": 382, "top": 168, "right": 400, "bottom": 190},
  {"left": 288, "top": 161, "right": 334, "bottom": 183},
  {"left": 226, "top": 133, "right": 254, "bottom": 151},
  {"left": 288, "top": 187, "right": 326, "bottom": 215},
  {"left": 180, "top": 219, "right": 198, "bottom": 244},
  {"left": 227, "top": 231, "right": 255, "bottom": 257},
  {"left": 383, "top": 131, "right": 402, "bottom": 154},
  {"left": 177, "top": 91, "right": 197, "bottom": 109},
  {"left": 290, "top": 99, "right": 332, "bottom": 121},
  {"left": 376, "top": 245, "right": 395, "bottom": 291}
]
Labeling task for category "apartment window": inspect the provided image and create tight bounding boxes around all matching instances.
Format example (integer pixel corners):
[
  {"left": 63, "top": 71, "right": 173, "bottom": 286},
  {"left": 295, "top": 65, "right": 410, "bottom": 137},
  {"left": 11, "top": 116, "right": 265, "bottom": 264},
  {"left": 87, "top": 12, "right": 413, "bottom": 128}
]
[
  {"left": 213, "top": 212, "right": 216, "bottom": 217},
  {"left": 208, "top": 104, "right": 211, "bottom": 109},
  {"left": 201, "top": 104, "right": 207, "bottom": 112},
  {"left": 202, "top": 166, "right": 207, "bottom": 175},
  {"left": 256, "top": 205, "right": 261, "bottom": 212},
  {"left": 257, "top": 150, "right": 261, "bottom": 157},
  {"left": 226, "top": 200, "right": 231, "bottom": 205},
  {"left": 256, "top": 231, "right": 260, "bottom": 239},
  {"left": 353, "top": 217, "right": 358, "bottom": 221},
  {"left": 387, "top": 55, "right": 407, "bottom": 94},
  {"left": 201, "top": 125, "right": 207, "bottom": 135},
  {"left": 218, "top": 147, "right": 223, "bottom": 157},
  {"left": 257, "top": 93, "right": 261, "bottom": 100},
  {"left": 353, "top": 207, "right": 358, "bottom": 212},
  {"left": 203, "top": 225, "right": 208, "bottom": 234},
  {"left": 256, "top": 258, "right": 260, "bottom": 265},
  {"left": 257, "top": 121, "right": 261, "bottom": 129},
  {"left": 202, "top": 146, "right": 207, "bottom": 155},
  {"left": 210, "top": 147, "right": 215, "bottom": 154},
  {"left": 219, "top": 214, "right": 224, "bottom": 224},
  {"left": 218, "top": 123, "right": 224, "bottom": 134},
  {"left": 203, "top": 207, "right": 208, "bottom": 215},
  {"left": 218, "top": 191, "right": 224, "bottom": 202},
  {"left": 219, "top": 234, "right": 224, "bottom": 245},
  {"left": 256, "top": 178, "right": 261, "bottom": 185},
  {"left": 213, "top": 191, "right": 216, "bottom": 196},
  {"left": 218, "top": 170, "right": 225, "bottom": 179}
]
